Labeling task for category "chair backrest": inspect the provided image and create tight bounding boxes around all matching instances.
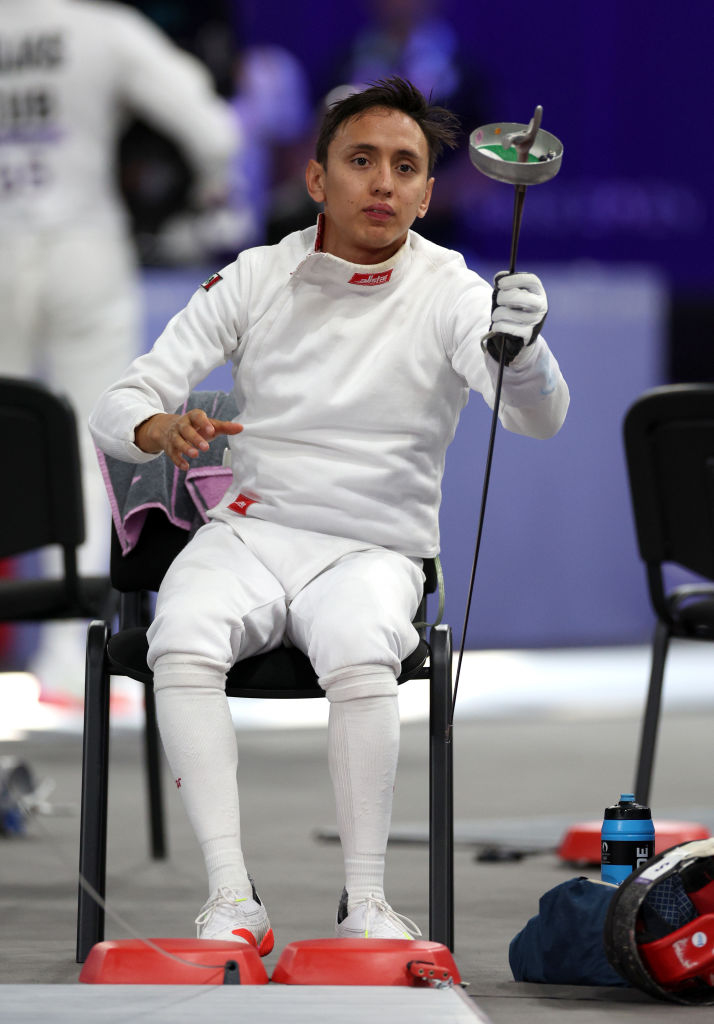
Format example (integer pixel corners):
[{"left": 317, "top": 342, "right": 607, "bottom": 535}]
[
  {"left": 624, "top": 384, "right": 714, "bottom": 581},
  {"left": 110, "top": 510, "right": 188, "bottom": 593},
  {"left": 0, "top": 377, "right": 86, "bottom": 559}
]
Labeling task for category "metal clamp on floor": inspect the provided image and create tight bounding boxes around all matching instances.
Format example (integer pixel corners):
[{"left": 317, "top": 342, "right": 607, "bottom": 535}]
[{"left": 407, "top": 959, "right": 454, "bottom": 988}]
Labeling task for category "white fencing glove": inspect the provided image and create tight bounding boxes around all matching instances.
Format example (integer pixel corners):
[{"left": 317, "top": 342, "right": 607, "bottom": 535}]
[{"left": 482, "top": 271, "right": 548, "bottom": 365}]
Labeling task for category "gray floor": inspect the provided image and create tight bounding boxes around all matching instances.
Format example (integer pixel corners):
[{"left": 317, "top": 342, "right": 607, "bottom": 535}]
[{"left": 2, "top": 695, "right": 714, "bottom": 1021}]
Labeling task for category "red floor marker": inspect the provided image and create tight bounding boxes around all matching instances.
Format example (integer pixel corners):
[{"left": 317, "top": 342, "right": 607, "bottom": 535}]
[
  {"left": 272, "top": 938, "right": 461, "bottom": 987},
  {"left": 557, "top": 820, "right": 710, "bottom": 865},
  {"left": 79, "top": 938, "right": 269, "bottom": 985}
]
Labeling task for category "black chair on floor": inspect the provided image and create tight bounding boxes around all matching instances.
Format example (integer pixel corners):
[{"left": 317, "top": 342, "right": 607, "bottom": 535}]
[
  {"left": 0, "top": 377, "right": 114, "bottom": 652},
  {"left": 624, "top": 384, "right": 714, "bottom": 806},
  {"left": 76, "top": 508, "right": 454, "bottom": 962}
]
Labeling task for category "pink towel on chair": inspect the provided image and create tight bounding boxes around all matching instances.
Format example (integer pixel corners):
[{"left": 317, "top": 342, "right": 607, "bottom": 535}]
[{"left": 97, "top": 391, "right": 237, "bottom": 554}]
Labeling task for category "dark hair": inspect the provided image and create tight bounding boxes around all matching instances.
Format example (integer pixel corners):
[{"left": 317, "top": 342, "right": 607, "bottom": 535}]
[{"left": 316, "top": 77, "right": 461, "bottom": 174}]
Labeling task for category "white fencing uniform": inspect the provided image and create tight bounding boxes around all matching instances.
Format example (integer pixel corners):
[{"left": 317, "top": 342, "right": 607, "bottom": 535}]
[
  {"left": 92, "top": 219, "right": 569, "bottom": 672},
  {"left": 90, "top": 218, "right": 569, "bottom": 913},
  {"left": 0, "top": 0, "right": 238, "bottom": 690},
  {"left": 91, "top": 221, "right": 569, "bottom": 558}
]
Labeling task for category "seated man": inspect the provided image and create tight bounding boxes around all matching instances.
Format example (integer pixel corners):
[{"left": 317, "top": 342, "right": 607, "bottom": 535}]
[{"left": 89, "top": 77, "right": 569, "bottom": 952}]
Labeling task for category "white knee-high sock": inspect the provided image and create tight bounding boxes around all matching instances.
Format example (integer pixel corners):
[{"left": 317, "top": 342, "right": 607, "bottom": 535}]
[
  {"left": 153, "top": 659, "right": 252, "bottom": 898},
  {"left": 327, "top": 692, "right": 400, "bottom": 911}
]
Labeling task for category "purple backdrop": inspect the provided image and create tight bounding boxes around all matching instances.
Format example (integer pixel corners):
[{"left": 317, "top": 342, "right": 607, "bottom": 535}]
[{"left": 239, "top": 0, "right": 711, "bottom": 293}]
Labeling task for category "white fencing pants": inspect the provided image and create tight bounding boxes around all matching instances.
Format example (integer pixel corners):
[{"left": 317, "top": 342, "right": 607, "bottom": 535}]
[{"left": 150, "top": 519, "right": 424, "bottom": 907}]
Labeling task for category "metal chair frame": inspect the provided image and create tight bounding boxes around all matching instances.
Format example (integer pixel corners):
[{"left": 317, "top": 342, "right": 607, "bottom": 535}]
[
  {"left": 624, "top": 384, "right": 714, "bottom": 805},
  {"left": 76, "top": 509, "right": 455, "bottom": 962}
]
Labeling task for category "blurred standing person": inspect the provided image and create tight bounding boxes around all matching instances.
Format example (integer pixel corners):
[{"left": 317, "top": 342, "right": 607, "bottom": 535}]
[{"left": 0, "top": 0, "right": 239, "bottom": 696}]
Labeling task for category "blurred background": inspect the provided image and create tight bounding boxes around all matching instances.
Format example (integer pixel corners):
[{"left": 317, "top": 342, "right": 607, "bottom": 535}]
[
  {"left": 3, "top": 10, "right": 713, "bottom": 1003},
  {"left": 1, "top": 0, "right": 711, "bottom": 708}
]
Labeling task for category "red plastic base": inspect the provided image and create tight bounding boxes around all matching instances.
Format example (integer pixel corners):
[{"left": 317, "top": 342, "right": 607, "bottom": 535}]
[
  {"left": 557, "top": 819, "right": 711, "bottom": 865},
  {"left": 272, "top": 938, "right": 461, "bottom": 987},
  {"left": 79, "top": 939, "right": 269, "bottom": 985}
]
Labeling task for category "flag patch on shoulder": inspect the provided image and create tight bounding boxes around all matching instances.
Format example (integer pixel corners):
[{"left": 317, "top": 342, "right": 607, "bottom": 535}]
[{"left": 201, "top": 272, "right": 223, "bottom": 291}]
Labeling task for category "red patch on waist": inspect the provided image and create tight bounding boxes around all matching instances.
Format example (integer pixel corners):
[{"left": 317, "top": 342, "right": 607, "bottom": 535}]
[
  {"left": 228, "top": 494, "right": 257, "bottom": 516},
  {"left": 348, "top": 270, "right": 393, "bottom": 286}
]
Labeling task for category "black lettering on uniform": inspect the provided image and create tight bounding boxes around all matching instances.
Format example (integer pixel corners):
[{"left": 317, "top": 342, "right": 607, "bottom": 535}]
[
  {"left": 42, "top": 33, "right": 64, "bottom": 68},
  {"left": 29, "top": 154, "right": 49, "bottom": 187},
  {"left": 34, "top": 89, "right": 52, "bottom": 120},
  {"left": 0, "top": 32, "right": 64, "bottom": 73},
  {"left": 0, "top": 87, "right": 56, "bottom": 134}
]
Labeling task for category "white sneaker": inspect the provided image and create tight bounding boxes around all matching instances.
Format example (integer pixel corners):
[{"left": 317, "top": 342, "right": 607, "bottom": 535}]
[
  {"left": 335, "top": 888, "right": 421, "bottom": 940},
  {"left": 195, "top": 885, "right": 274, "bottom": 956}
]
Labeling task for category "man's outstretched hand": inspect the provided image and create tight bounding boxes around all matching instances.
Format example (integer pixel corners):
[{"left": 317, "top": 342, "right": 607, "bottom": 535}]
[{"left": 135, "top": 408, "right": 243, "bottom": 470}]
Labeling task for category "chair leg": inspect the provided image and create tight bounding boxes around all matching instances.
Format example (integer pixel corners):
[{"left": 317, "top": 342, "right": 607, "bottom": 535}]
[
  {"left": 428, "top": 623, "right": 454, "bottom": 951},
  {"left": 634, "top": 620, "right": 670, "bottom": 808},
  {"left": 119, "top": 590, "right": 145, "bottom": 630},
  {"left": 143, "top": 680, "right": 167, "bottom": 859},
  {"left": 76, "top": 620, "right": 111, "bottom": 963},
  {"left": 120, "top": 591, "right": 167, "bottom": 857}
]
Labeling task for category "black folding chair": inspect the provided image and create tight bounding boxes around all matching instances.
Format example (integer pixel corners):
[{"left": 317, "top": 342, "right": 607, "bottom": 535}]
[
  {"left": 0, "top": 377, "right": 113, "bottom": 644},
  {"left": 76, "top": 508, "right": 454, "bottom": 961},
  {"left": 624, "top": 384, "right": 714, "bottom": 806}
]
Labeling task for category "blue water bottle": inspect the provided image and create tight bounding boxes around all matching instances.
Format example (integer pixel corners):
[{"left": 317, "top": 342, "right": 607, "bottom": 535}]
[{"left": 601, "top": 793, "right": 655, "bottom": 885}]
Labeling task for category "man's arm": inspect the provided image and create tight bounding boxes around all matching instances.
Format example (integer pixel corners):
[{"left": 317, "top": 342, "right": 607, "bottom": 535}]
[
  {"left": 108, "top": 4, "right": 239, "bottom": 204},
  {"left": 447, "top": 270, "right": 569, "bottom": 440},
  {"left": 483, "top": 340, "right": 570, "bottom": 439},
  {"left": 90, "top": 259, "right": 244, "bottom": 464}
]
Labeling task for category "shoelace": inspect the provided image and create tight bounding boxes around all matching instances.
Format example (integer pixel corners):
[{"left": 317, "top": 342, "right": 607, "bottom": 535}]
[
  {"left": 362, "top": 896, "right": 422, "bottom": 938},
  {"left": 194, "top": 886, "right": 248, "bottom": 932}
]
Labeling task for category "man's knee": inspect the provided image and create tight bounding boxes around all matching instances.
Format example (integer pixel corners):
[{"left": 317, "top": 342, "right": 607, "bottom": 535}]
[
  {"left": 147, "top": 608, "right": 237, "bottom": 673},
  {"left": 289, "top": 551, "right": 422, "bottom": 679},
  {"left": 307, "top": 616, "right": 419, "bottom": 681},
  {"left": 320, "top": 665, "right": 399, "bottom": 703},
  {"left": 148, "top": 595, "right": 286, "bottom": 675},
  {"left": 148, "top": 521, "right": 287, "bottom": 672}
]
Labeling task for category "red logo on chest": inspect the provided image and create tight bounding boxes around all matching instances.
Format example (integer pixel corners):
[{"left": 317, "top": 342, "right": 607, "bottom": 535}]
[
  {"left": 348, "top": 270, "right": 393, "bottom": 286},
  {"left": 228, "top": 494, "right": 257, "bottom": 515}
]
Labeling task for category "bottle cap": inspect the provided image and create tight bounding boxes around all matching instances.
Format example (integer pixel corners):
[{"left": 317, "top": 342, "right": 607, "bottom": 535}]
[{"left": 604, "top": 793, "right": 652, "bottom": 820}]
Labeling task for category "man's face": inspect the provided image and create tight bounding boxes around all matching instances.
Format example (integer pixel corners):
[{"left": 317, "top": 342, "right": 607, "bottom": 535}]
[{"left": 306, "top": 107, "right": 434, "bottom": 265}]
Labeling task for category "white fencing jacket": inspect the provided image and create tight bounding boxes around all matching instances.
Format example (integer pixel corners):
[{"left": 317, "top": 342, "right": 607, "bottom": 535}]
[{"left": 90, "top": 222, "right": 569, "bottom": 558}]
